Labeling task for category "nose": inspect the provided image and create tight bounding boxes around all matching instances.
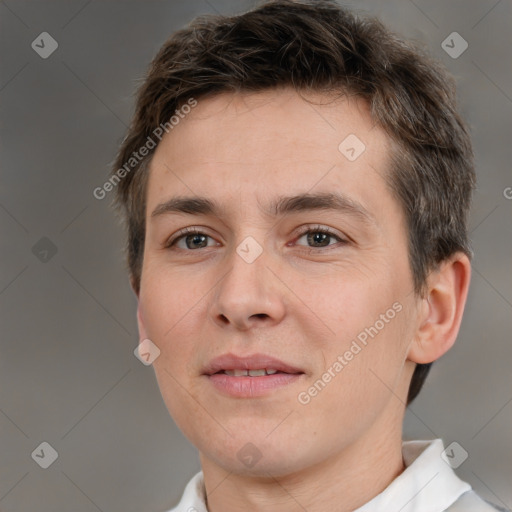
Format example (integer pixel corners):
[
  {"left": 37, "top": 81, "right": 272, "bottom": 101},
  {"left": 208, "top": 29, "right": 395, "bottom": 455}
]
[{"left": 210, "top": 240, "right": 286, "bottom": 331}]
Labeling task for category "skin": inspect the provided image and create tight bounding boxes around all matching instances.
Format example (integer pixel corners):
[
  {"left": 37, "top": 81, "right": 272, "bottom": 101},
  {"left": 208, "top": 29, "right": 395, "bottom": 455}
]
[{"left": 135, "top": 87, "right": 471, "bottom": 512}]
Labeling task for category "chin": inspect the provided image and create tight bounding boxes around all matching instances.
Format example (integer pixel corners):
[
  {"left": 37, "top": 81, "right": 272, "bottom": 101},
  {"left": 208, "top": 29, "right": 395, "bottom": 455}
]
[{"left": 199, "top": 433, "right": 318, "bottom": 478}]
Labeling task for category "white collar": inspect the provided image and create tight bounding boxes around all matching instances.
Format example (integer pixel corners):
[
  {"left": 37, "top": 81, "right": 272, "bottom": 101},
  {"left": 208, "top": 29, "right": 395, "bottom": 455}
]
[
  {"left": 169, "top": 439, "right": 471, "bottom": 512},
  {"left": 355, "top": 439, "right": 470, "bottom": 511}
]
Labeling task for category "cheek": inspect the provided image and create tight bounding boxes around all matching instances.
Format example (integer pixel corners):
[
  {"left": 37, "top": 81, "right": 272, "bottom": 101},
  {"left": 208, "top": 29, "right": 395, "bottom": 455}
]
[
  {"left": 296, "top": 311, "right": 410, "bottom": 447},
  {"left": 300, "top": 275, "right": 410, "bottom": 405},
  {"left": 138, "top": 268, "right": 203, "bottom": 377},
  {"left": 306, "top": 271, "right": 401, "bottom": 340},
  {"left": 141, "top": 262, "right": 198, "bottom": 331},
  {"left": 139, "top": 273, "right": 204, "bottom": 434}
]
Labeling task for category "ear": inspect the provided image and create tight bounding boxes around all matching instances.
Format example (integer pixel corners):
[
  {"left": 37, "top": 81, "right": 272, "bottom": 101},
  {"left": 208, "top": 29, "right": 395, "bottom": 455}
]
[
  {"left": 130, "top": 275, "right": 149, "bottom": 342},
  {"left": 136, "top": 302, "right": 149, "bottom": 342},
  {"left": 407, "top": 252, "right": 471, "bottom": 364},
  {"left": 130, "top": 276, "right": 148, "bottom": 341}
]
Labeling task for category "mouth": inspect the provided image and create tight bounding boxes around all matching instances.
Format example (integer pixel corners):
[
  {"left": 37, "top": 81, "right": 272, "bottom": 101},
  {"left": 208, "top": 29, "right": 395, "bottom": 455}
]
[
  {"left": 217, "top": 368, "right": 285, "bottom": 377},
  {"left": 203, "top": 353, "right": 305, "bottom": 398},
  {"left": 202, "top": 353, "right": 304, "bottom": 377}
]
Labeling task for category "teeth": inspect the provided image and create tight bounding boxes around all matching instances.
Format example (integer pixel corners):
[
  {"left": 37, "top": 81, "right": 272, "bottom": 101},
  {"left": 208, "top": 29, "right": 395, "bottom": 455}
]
[
  {"left": 248, "top": 369, "right": 266, "bottom": 377},
  {"left": 223, "top": 369, "right": 279, "bottom": 376},
  {"left": 223, "top": 369, "right": 248, "bottom": 376}
]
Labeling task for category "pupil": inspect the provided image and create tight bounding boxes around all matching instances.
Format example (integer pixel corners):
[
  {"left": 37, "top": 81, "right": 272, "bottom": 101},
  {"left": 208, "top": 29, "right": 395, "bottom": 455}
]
[
  {"left": 308, "top": 232, "right": 329, "bottom": 247},
  {"left": 187, "top": 234, "right": 207, "bottom": 249}
]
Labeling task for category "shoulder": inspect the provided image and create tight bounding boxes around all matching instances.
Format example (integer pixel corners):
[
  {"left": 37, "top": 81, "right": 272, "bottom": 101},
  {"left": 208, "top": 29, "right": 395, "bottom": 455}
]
[{"left": 444, "top": 490, "right": 510, "bottom": 512}]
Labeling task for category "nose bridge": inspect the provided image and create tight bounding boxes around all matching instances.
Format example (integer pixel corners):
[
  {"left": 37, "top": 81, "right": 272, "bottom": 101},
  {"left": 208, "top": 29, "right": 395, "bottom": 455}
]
[
  {"left": 211, "top": 234, "right": 285, "bottom": 329},
  {"left": 219, "top": 234, "right": 269, "bottom": 305}
]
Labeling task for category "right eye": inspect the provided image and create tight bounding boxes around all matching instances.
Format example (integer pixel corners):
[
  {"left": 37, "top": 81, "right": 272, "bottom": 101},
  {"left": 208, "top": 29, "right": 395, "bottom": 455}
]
[{"left": 165, "top": 228, "right": 219, "bottom": 250}]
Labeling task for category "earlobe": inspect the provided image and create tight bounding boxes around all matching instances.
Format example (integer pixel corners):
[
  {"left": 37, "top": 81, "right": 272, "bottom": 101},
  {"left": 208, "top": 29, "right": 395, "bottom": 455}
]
[{"left": 408, "top": 252, "right": 472, "bottom": 364}]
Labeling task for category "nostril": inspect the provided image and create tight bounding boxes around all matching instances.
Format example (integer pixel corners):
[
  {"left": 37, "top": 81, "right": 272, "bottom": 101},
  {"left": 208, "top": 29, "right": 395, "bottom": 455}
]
[{"left": 219, "top": 314, "right": 230, "bottom": 324}]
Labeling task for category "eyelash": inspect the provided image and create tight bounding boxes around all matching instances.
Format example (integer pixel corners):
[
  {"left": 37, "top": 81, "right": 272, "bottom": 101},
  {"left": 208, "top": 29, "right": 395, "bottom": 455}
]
[{"left": 164, "top": 225, "right": 348, "bottom": 252}]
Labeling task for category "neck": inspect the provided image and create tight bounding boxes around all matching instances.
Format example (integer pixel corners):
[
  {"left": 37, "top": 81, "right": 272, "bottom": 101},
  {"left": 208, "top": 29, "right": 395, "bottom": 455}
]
[{"left": 200, "top": 415, "right": 406, "bottom": 512}]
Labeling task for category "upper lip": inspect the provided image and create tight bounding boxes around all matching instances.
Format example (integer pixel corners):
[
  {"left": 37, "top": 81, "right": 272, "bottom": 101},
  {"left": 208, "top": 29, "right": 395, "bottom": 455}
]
[{"left": 202, "top": 353, "right": 304, "bottom": 375}]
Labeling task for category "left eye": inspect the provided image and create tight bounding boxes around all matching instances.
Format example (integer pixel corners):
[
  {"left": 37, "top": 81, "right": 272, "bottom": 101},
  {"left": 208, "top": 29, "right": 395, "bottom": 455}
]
[{"left": 295, "top": 228, "right": 344, "bottom": 248}]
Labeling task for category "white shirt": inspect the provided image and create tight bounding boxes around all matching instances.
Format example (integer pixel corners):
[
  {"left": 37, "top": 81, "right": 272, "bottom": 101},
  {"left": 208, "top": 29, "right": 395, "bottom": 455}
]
[{"left": 166, "top": 439, "right": 507, "bottom": 512}]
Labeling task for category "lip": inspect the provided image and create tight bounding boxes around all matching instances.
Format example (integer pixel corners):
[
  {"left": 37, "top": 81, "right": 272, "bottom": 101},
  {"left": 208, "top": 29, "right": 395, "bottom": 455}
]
[
  {"left": 202, "top": 353, "right": 305, "bottom": 398},
  {"left": 202, "top": 353, "right": 304, "bottom": 376}
]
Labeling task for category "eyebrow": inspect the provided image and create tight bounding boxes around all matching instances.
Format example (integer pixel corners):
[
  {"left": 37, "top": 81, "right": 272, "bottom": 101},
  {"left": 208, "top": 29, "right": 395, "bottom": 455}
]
[{"left": 151, "top": 192, "right": 375, "bottom": 225}]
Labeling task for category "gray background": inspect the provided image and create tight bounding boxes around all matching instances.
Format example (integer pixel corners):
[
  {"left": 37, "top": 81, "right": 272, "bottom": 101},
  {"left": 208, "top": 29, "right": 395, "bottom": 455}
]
[{"left": 1, "top": 0, "right": 511, "bottom": 511}]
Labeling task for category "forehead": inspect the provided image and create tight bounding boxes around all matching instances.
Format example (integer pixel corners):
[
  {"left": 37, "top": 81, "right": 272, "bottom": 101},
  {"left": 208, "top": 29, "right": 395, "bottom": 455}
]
[
  {"left": 153, "top": 88, "right": 385, "bottom": 167},
  {"left": 145, "top": 87, "right": 401, "bottom": 226}
]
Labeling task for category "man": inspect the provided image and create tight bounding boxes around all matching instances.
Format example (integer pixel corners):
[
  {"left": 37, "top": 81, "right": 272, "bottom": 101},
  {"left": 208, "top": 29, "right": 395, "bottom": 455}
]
[{"left": 111, "top": 1, "right": 506, "bottom": 510}]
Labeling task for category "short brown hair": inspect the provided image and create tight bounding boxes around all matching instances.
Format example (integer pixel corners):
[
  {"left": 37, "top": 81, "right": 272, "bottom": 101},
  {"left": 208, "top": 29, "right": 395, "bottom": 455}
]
[{"left": 111, "top": 0, "right": 475, "bottom": 405}]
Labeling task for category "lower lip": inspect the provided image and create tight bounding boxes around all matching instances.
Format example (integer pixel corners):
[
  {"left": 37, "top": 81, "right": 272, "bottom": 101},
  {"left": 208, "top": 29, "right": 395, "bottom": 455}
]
[{"left": 206, "top": 372, "right": 303, "bottom": 398}]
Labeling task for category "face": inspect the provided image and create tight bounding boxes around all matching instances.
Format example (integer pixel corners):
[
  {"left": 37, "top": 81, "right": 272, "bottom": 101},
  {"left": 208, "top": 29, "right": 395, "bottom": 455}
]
[{"left": 137, "top": 88, "right": 421, "bottom": 476}]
